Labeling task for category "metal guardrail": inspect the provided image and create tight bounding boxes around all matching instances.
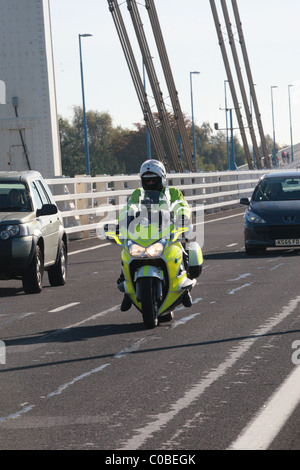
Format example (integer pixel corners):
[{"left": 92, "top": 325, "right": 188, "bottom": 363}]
[
  {"left": 45, "top": 170, "right": 267, "bottom": 237},
  {"left": 45, "top": 166, "right": 300, "bottom": 237}
]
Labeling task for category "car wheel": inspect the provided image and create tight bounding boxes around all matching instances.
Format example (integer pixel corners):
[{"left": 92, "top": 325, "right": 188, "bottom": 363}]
[
  {"left": 48, "top": 240, "right": 67, "bottom": 286},
  {"left": 22, "top": 245, "right": 44, "bottom": 294}
]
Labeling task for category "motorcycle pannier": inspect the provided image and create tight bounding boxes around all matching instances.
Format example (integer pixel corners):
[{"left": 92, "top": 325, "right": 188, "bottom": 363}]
[{"left": 187, "top": 241, "right": 203, "bottom": 279}]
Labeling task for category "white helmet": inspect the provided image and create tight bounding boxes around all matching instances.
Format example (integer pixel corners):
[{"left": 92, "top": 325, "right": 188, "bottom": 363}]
[{"left": 139, "top": 159, "right": 166, "bottom": 191}]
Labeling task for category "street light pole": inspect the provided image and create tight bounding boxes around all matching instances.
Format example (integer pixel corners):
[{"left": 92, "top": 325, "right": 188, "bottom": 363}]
[
  {"left": 190, "top": 71, "right": 200, "bottom": 169},
  {"left": 288, "top": 84, "right": 294, "bottom": 162},
  {"left": 215, "top": 106, "right": 237, "bottom": 170},
  {"left": 249, "top": 83, "right": 257, "bottom": 168},
  {"left": 271, "top": 85, "right": 278, "bottom": 166},
  {"left": 224, "top": 79, "right": 230, "bottom": 170},
  {"left": 79, "top": 33, "right": 92, "bottom": 175},
  {"left": 143, "top": 60, "right": 151, "bottom": 159},
  {"left": 229, "top": 108, "right": 237, "bottom": 170}
]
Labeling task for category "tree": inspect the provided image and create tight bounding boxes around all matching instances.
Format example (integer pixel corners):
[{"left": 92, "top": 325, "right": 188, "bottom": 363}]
[
  {"left": 262, "top": 134, "right": 279, "bottom": 157},
  {"left": 59, "top": 116, "right": 86, "bottom": 177},
  {"left": 111, "top": 122, "right": 149, "bottom": 174},
  {"left": 59, "top": 107, "right": 125, "bottom": 177},
  {"left": 58, "top": 106, "right": 247, "bottom": 176},
  {"left": 72, "top": 106, "right": 125, "bottom": 175},
  {"left": 208, "top": 131, "right": 228, "bottom": 170}
]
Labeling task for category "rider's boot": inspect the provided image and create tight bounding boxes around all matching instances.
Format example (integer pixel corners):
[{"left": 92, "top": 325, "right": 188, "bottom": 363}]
[
  {"left": 182, "top": 290, "right": 192, "bottom": 308},
  {"left": 117, "top": 272, "right": 132, "bottom": 311},
  {"left": 121, "top": 294, "right": 132, "bottom": 312}
]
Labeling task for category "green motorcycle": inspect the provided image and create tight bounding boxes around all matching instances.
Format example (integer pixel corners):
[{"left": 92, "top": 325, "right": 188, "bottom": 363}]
[{"left": 104, "top": 191, "right": 203, "bottom": 329}]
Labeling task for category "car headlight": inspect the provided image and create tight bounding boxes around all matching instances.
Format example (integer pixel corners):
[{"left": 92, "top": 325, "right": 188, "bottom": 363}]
[
  {"left": 0, "top": 224, "right": 29, "bottom": 240},
  {"left": 245, "top": 210, "right": 266, "bottom": 224},
  {"left": 129, "top": 242, "right": 164, "bottom": 258}
]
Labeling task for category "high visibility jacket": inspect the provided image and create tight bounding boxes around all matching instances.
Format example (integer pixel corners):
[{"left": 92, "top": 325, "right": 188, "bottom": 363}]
[{"left": 119, "top": 186, "right": 191, "bottom": 222}]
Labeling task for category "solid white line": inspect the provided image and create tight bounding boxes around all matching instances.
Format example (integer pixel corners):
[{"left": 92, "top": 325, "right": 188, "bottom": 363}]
[
  {"left": 114, "top": 338, "right": 148, "bottom": 359},
  {"left": 270, "top": 263, "right": 284, "bottom": 271},
  {"left": 0, "top": 311, "right": 36, "bottom": 325},
  {"left": 175, "top": 297, "right": 203, "bottom": 312},
  {"left": 48, "top": 302, "right": 80, "bottom": 313},
  {"left": 37, "top": 305, "right": 121, "bottom": 343},
  {"left": 229, "top": 364, "right": 300, "bottom": 450},
  {"left": 46, "top": 364, "right": 110, "bottom": 398},
  {"left": 69, "top": 242, "right": 111, "bottom": 256},
  {"left": 171, "top": 312, "right": 201, "bottom": 329},
  {"left": 63, "top": 305, "right": 120, "bottom": 329},
  {"left": 0, "top": 404, "right": 35, "bottom": 423},
  {"left": 228, "top": 283, "right": 252, "bottom": 295},
  {"left": 204, "top": 212, "right": 244, "bottom": 224},
  {"left": 118, "top": 295, "right": 300, "bottom": 450},
  {"left": 227, "top": 273, "right": 251, "bottom": 282}
]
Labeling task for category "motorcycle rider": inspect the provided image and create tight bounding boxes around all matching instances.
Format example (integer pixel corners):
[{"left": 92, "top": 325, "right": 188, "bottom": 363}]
[{"left": 118, "top": 159, "right": 193, "bottom": 312}]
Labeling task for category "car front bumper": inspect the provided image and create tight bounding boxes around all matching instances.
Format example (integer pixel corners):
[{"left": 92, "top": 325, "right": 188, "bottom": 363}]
[
  {"left": 0, "top": 237, "right": 35, "bottom": 278},
  {"left": 244, "top": 223, "right": 300, "bottom": 248}
]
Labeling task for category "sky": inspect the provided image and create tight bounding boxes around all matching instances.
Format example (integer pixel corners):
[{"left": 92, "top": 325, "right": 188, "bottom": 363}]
[{"left": 49, "top": 0, "right": 300, "bottom": 150}]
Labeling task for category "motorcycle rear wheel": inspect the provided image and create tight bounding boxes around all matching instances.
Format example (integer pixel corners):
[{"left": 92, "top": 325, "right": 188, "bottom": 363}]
[{"left": 140, "top": 277, "right": 159, "bottom": 329}]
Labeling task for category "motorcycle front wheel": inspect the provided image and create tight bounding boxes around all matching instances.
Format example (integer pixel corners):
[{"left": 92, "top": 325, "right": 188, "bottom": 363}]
[{"left": 140, "top": 277, "right": 159, "bottom": 329}]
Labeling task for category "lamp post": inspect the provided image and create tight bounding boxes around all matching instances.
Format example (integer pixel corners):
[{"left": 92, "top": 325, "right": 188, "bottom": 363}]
[
  {"left": 271, "top": 85, "right": 278, "bottom": 166},
  {"left": 79, "top": 33, "right": 92, "bottom": 175},
  {"left": 229, "top": 108, "right": 237, "bottom": 170},
  {"left": 224, "top": 80, "right": 230, "bottom": 170},
  {"left": 288, "top": 84, "right": 294, "bottom": 162},
  {"left": 143, "top": 60, "right": 151, "bottom": 159},
  {"left": 215, "top": 106, "right": 237, "bottom": 170},
  {"left": 190, "top": 71, "right": 200, "bottom": 169},
  {"left": 249, "top": 83, "right": 257, "bottom": 168}
]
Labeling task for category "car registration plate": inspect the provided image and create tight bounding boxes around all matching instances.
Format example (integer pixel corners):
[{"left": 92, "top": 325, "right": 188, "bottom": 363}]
[{"left": 275, "top": 239, "right": 300, "bottom": 246}]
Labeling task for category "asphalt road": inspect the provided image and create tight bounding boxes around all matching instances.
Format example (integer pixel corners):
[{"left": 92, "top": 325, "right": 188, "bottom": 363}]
[{"left": 1, "top": 207, "right": 300, "bottom": 451}]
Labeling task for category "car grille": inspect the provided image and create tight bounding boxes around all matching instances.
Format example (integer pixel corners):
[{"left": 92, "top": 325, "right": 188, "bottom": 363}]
[{"left": 254, "top": 225, "right": 300, "bottom": 240}]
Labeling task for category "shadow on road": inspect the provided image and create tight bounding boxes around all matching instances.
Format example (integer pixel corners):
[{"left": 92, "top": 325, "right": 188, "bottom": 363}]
[
  {"left": 2, "top": 323, "right": 300, "bottom": 374},
  {"left": 0, "top": 287, "right": 25, "bottom": 297}
]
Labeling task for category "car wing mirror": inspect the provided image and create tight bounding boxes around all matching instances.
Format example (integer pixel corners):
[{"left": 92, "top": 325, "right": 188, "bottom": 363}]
[
  {"left": 240, "top": 198, "right": 250, "bottom": 206},
  {"left": 36, "top": 203, "right": 58, "bottom": 216}
]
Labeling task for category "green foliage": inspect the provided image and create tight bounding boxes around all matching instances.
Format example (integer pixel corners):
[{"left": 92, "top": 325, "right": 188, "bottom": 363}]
[
  {"left": 60, "top": 106, "right": 125, "bottom": 177},
  {"left": 111, "top": 122, "right": 149, "bottom": 174},
  {"left": 58, "top": 106, "right": 264, "bottom": 176}
]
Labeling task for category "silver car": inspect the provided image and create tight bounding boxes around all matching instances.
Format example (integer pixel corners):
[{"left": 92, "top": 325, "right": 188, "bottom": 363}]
[{"left": 0, "top": 170, "right": 67, "bottom": 293}]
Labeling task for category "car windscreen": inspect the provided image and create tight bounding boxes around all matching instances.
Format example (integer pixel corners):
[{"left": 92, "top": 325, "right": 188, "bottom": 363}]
[
  {"left": 0, "top": 183, "right": 32, "bottom": 211},
  {"left": 252, "top": 177, "right": 300, "bottom": 202}
]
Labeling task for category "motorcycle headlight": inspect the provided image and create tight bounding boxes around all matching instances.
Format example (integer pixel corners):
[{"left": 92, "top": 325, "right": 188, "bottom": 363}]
[
  {"left": 245, "top": 210, "right": 266, "bottom": 224},
  {"left": 128, "top": 241, "right": 164, "bottom": 258},
  {"left": 0, "top": 224, "right": 29, "bottom": 240},
  {"left": 146, "top": 242, "right": 164, "bottom": 257},
  {"left": 129, "top": 243, "right": 146, "bottom": 257}
]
